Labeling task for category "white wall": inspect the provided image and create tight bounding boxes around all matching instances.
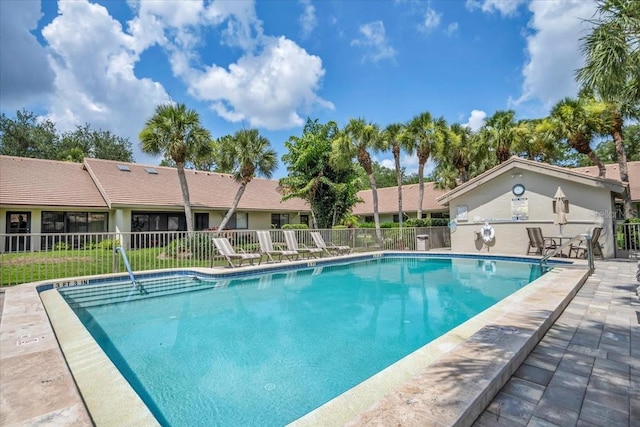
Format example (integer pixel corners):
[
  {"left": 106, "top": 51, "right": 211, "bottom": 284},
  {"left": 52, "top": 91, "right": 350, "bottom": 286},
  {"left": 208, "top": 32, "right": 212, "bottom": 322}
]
[{"left": 449, "top": 168, "right": 617, "bottom": 257}]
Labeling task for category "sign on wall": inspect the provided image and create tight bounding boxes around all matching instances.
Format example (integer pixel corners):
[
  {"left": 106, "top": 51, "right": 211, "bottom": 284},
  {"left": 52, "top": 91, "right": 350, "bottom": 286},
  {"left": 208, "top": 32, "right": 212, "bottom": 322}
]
[
  {"left": 511, "top": 197, "right": 529, "bottom": 220},
  {"left": 456, "top": 205, "right": 468, "bottom": 222}
]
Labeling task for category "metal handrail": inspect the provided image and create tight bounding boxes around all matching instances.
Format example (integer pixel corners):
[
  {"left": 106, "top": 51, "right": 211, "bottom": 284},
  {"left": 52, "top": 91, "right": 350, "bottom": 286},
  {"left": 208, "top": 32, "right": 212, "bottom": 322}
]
[{"left": 540, "top": 233, "right": 593, "bottom": 274}]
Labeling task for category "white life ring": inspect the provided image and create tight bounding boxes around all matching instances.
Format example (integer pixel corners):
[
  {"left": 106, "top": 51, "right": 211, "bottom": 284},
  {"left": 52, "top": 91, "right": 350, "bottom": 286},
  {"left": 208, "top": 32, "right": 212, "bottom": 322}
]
[
  {"left": 480, "top": 223, "right": 495, "bottom": 243},
  {"left": 482, "top": 260, "right": 496, "bottom": 275}
]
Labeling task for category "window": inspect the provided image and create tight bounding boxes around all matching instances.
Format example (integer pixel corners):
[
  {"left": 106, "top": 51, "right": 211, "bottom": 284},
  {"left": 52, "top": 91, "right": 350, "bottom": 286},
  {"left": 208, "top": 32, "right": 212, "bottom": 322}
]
[
  {"left": 236, "top": 212, "right": 248, "bottom": 229},
  {"left": 42, "top": 212, "right": 108, "bottom": 233},
  {"left": 271, "top": 213, "right": 289, "bottom": 229},
  {"left": 131, "top": 212, "right": 186, "bottom": 231},
  {"left": 195, "top": 213, "right": 209, "bottom": 231},
  {"left": 431, "top": 212, "right": 450, "bottom": 219},
  {"left": 365, "top": 216, "right": 374, "bottom": 223},
  {"left": 227, "top": 212, "right": 248, "bottom": 229},
  {"left": 300, "top": 215, "right": 309, "bottom": 226},
  {"left": 41, "top": 211, "right": 108, "bottom": 250},
  {"left": 5, "top": 212, "right": 31, "bottom": 251}
]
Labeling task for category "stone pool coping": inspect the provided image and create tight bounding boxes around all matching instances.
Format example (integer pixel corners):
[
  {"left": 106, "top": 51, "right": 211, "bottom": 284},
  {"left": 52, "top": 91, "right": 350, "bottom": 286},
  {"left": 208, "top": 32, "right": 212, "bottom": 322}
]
[{"left": 0, "top": 252, "right": 588, "bottom": 426}]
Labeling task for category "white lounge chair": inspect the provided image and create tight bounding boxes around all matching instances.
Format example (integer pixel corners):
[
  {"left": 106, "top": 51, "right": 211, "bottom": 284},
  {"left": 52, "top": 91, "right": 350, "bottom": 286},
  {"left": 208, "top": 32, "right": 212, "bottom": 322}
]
[
  {"left": 310, "top": 231, "right": 351, "bottom": 256},
  {"left": 283, "top": 230, "right": 323, "bottom": 259},
  {"left": 256, "top": 231, "right": 299, "bottom": 263},
  {"left": 212, "top": 237, "right": 262, "bottom": 268}
]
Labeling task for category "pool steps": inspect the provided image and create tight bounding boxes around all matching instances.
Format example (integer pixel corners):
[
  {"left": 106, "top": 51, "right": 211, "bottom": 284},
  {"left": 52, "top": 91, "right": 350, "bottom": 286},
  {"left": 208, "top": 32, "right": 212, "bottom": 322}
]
[{"left": 59, "top": 276, "right": 218, "bottom": 309}]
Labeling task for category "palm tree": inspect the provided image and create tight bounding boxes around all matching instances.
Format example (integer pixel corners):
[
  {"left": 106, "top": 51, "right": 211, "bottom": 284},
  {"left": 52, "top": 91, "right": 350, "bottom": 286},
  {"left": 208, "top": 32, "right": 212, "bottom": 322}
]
[
  {"left": 139, "top": 103, "right": 212, "bottom": 232},
  {"left": 332, "top": 118, "right": 383, "bottom": 241},
  {"left": 216, "top": 129, "right": 278, "bottom": 231},
  {"left": 481, "top": 110, "right": 518, "bottom": 164},
  {"left": 550, "top": 97, "right": 607, "bottom": 177},
  {"left": 405, "top": 112, "right": 448, "bottom": 219},
  {"left": 512, "top": 118, "right": 563, "bottom": 163},
  {"left": 381, "top": 123, "right": 408, "bottom": 229},
  {"left": 280, "top": 119, "right": 361, "bottom": 228},
  {"left": 576, "top": 0, "right": 639, "bottom": 218}
]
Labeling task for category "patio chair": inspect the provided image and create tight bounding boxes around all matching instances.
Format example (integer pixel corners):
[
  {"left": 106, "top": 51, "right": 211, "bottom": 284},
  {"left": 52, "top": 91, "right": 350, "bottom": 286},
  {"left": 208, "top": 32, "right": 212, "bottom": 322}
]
[
  {"left": 256, "top": 231, "right": 299, "bottom": 263},
  {"left": 283, "top": 230, "right": 323, "bottom": 259},
  {"left": 569, "top": 227, "right": 604, "bottom": 259},
  {"left": 212, "top": 237, "right": 262, "bottom": 268},
  {"left": 526, "top": 227, "right": 557, "bottom": 256},
  {"left": 310, "top": 231, "right": 351, "bottom": 256}
]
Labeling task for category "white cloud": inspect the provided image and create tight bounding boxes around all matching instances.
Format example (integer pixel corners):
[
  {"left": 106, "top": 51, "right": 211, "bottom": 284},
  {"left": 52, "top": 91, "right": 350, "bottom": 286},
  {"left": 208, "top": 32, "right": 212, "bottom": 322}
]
[
  {"left": 184, "top": 36, "right": 334, "bottom": 130},
  {"left": 463, "top": 110, "right": 486, "bottom": 131},
  {"left": 419, "top": 7, "right": 441, "bottom": 33},
  {"left": 299, "top": 0, "right": 317, "bottom": 39},
  {"left": 0, "top": 0, "right": 55, "bottom": 109},
  {"left": 1, "top": 0, "right": 332, "bottom": 161},
  {"left": 513, "top": 0, "right": 597, "bottom": 109},
  {"left": 465, "top": 0, "right": 527, "bottom": 17},
  {"left": 351, "top": 21, "right": 397, "bottom": 63},
  {"left": 380, "top": 158, "right": 396, "bottom": 170},
  {"left": 41, "top": 0, "right": 170, "bottom": 164},
  {"left": 132, "top": 0, "right": 331, "bottom": 130},
  {"left": 445, "top": 22, "right": 459, "bottom": 37}
]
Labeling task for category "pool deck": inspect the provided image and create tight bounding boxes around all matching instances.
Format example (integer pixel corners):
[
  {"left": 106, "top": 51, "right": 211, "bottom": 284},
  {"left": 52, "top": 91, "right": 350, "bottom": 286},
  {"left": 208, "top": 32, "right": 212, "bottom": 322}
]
[{"left": 0, "top": 255, "right": 638, "bottom": 426}]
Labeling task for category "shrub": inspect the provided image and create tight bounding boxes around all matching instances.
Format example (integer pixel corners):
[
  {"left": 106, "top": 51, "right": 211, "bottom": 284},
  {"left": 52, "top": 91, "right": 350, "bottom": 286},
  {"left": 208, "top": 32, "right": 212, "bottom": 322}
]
[
  {"left": 405, "top": 218, "right": 431, "bottom": 227},
  {"left": 163, "top": 234, "right": 214, "bottom": 261},
  {"left": 53, "top": 242, "right": 70, "bottom": 251},
  {"left": 84, "top": 239, "right": 119, "bottom": 250},
  {"left": 282, "top": 223, "right": 309, "bottom": 229}
]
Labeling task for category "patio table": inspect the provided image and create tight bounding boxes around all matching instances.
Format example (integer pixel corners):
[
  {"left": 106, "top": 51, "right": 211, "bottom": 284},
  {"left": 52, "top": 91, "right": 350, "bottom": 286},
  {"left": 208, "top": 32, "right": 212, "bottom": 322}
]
[{"left": 547, "top": 235, "right": 573, "bottom": 257}]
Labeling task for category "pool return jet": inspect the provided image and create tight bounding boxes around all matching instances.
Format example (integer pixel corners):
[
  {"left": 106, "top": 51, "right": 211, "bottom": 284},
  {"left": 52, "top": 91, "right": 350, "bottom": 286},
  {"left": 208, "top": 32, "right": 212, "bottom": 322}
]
[{"left": 115, "top": 246, "right": 148, "bottom": 295}]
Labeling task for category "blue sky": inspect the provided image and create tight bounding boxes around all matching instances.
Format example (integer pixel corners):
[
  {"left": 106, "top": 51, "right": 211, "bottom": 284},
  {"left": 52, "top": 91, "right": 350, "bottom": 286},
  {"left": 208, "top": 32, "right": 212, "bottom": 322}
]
[{"left": 0, "top": 0, "right": 598, "bottom": 178}]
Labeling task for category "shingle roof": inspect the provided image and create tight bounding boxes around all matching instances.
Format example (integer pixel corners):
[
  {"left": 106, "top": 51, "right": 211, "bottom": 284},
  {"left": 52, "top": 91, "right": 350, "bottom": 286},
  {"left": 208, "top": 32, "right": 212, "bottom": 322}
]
[
  {"left": 83, "top": 158, "right": 309, "bottom": 211},
  {"left": 353, "top": 182, "right": 448, "bottom": 215},
  {"left": 571, "top": 161, "right": 640, "bottom": 202},
  {"left": 437, "top": 156, "right": 627, "bottom": 205},
  {"left": 0, "top": 156, "right": 108, "bottom": 207}
]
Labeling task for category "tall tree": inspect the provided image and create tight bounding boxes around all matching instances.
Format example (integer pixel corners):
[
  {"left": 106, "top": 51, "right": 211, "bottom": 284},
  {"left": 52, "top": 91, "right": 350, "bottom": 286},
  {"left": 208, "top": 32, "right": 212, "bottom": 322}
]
[
  {"left": 433, "top": 123, "right": 487, "bottom": 189},
  {"left": 550, "top": 97, "right": 607, "bottom": 177},
  {"left": 576, "top": 0, "right": 639, "bottom": 218},
  {"left": 512, "top": 118, "right": 558, "bottom": 163},
  {"left": 59, "top": 124, "right": 133, "bottom": 162},
  {"left": 217, "top": 128, "right": 278, "bottom": 231},
  {"left": 139, "top": 103, "right": 212, "bottom": 232},
  {"left": 405, "top": 112, "right": 448, "bottom": 219},
  {"left": 332, "top": 118, "right": 383, "bottom": 241},
  {"left": 381, "top": 123, "right": 408, "bottom": 228},
  {"left": 280, "top": 119, "right": 361, "bottom": 228},
  {"left": 481, "top": 110, "right": 518, "bottom": 164},
  {"left": 0, "top": 110, "right": 58, "bottom": 159}
]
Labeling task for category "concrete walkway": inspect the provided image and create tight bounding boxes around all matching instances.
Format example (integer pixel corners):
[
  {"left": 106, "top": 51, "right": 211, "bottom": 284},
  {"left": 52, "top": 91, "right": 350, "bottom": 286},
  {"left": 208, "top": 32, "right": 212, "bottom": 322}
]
[{"left": 474, "top": 260, "right": 639, "bottom": 426}]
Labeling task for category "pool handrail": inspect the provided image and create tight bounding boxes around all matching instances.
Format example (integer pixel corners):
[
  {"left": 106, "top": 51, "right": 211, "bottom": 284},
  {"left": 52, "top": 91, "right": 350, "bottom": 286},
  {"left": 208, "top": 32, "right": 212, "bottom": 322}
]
[
  {"left": 114, "top": 246, "right": 147, "bottom": 294},
  {"left": 540, "top": 233, "right": 594, "bottom": 274}
]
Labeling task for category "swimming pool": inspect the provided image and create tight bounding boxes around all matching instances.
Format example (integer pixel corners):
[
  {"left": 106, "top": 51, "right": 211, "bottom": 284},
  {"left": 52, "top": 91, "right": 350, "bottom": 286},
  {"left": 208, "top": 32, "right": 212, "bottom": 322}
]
[{"left": 57, "top": 255, "right": 549, "bottom": 426}]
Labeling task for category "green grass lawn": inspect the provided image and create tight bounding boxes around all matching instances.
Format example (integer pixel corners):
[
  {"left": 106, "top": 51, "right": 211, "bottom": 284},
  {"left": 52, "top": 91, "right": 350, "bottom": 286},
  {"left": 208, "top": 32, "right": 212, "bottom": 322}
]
[{"left": 1, "top": 247, "right": 230, "bottom": 287}]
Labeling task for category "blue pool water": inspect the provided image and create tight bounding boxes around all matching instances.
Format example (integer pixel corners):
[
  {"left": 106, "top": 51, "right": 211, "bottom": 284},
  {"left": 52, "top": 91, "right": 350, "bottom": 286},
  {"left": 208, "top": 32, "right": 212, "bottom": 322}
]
[{"left": 60, "top": 256, "right": 547, "bottom": 426}]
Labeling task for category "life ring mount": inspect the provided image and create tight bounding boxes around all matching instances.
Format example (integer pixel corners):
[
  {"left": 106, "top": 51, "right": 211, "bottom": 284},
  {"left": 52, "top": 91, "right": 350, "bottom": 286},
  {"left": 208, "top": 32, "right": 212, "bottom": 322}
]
[{"left": 480, "top": 222, "right": 495, "bottom": 243}]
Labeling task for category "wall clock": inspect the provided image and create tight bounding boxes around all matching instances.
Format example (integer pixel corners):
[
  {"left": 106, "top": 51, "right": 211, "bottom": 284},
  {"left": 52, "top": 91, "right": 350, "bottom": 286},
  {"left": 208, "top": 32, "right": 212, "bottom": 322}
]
[{"left": 512, "top": 184, "right": 525, "bottom": 196}]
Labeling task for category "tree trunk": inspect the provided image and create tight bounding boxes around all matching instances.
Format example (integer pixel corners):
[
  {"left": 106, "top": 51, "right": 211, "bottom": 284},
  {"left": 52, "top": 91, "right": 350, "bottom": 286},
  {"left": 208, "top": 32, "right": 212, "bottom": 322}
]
[
  {"left": 612, "top": 113, "right": 632, "bottom": 219},
  {"left": 417, "top": 161, "right": 425, "bottom": 219},
  {"left": 586, "top": 150, "right": 607, "bottom": 178},
  {"left": 218, "top": 182, "right": 247, "bottom": 232},
  {"left": 176, "top": 163, "right": 194, "bottom": 233},
  {"left": 368, "top": 172, "right": 382, "bottom": 243},
  {"left": 393, "top": 143, "right": 403, "bottom": 229}
]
